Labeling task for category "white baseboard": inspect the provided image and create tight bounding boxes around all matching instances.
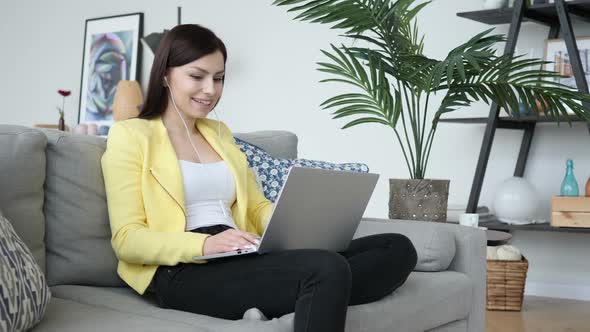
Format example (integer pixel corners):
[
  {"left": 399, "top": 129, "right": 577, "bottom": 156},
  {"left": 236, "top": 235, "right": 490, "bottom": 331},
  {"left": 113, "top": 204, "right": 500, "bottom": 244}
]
[{"left": 525, "top": 282, "right": 590, "bottom": 301}]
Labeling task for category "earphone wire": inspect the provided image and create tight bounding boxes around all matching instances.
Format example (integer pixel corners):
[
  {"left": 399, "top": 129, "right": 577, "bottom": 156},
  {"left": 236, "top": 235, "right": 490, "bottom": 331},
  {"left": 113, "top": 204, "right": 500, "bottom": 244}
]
[
  {"left": 166, "top": 77, "right": 205, "bottom": 163},
  {"left": 165, "top": 76, "right": 225, "bottom": 162},
  {"left": 165, "top": 77, "right": 231, "bottom": 218}
]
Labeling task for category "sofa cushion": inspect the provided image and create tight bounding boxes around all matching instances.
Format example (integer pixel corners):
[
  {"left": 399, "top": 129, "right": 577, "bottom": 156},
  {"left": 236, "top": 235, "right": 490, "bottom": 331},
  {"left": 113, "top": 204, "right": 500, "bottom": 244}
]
[
  {"left": 50, "top": 286, "right": 293, "bottom": 332},
  {"left": 50, "top": 271, "right": 470, "bottom": 332},
  {"left": 345, "top": 271, "right": 471, "bottom": 332},
  {"left": 0, "top": 125, "right": 47, "bottom": 272},
  {"left": 41, "top": 130, "right": 124, "bottom": 287},
  {"left": 234, "top": 131, "right": 297, "bottom": 159},
  {"left": 0, "top": 210, "right": 51, "bottom": 331},
  {"left": 355, "top": 219, "right": 456, "bottom": 272},
  {"left": 32, "top": 297, "right": 209, "bottom": 332},
  {"left": 235, "top": 137, "right": 369, "bottom": 202}
]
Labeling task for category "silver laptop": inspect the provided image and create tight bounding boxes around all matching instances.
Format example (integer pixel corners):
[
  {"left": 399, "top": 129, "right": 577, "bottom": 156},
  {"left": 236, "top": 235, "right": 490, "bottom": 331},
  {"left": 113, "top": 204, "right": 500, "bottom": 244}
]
[{"left": 193, "top": 166, "right": 379, "bottom": 261}]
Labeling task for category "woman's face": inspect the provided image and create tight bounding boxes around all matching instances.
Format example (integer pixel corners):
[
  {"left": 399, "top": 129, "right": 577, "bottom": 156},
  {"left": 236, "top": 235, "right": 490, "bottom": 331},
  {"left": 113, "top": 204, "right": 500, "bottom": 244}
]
[{"left": 165, "top": 50, "right": 225, "bottom": 119}]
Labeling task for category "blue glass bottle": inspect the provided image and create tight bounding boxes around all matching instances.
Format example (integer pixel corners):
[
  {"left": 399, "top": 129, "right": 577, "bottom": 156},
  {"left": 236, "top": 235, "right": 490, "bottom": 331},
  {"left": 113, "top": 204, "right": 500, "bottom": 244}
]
[{"left": 560, "top": 159, "right": 579, "bottom": 197}]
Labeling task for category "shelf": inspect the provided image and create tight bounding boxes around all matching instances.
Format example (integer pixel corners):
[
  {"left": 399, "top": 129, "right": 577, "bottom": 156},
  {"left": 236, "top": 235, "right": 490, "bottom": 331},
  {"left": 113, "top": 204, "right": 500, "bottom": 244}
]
[
  {"left": 457, "top": 0, "right": 590, "bottom": 26},
  {"left": 439, "top": 115, "right": 585, "bottom": 128},
  {"left": 479, "top": 218, "right": 590, "bottom": 233}
]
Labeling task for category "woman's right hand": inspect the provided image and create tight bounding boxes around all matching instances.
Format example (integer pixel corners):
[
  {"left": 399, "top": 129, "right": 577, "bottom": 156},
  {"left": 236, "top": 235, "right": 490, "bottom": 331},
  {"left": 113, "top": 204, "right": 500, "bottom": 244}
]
[{"left": 202, "top": 229, "right": 261, "bottom": 255}]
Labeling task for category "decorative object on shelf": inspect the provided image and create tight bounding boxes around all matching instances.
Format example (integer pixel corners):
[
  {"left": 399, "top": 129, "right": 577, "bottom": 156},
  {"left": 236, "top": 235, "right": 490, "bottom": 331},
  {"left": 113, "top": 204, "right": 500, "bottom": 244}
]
[
  {"left": 447, "top": 205, "right": 492, "bottom": 222},
  {"left": 544, "top": 37, "right": 590, "bottom": 90},
  {"left": 98, "top": 125, "right": 110, "bottom": 136},
  {"left": 493, "top": 176, "right": 546, "bottom": 225},
  {"left": 141, "top": 7, "right": 181, "bottom": 54},
  {"left": 389, "top": 179, "right": 449, "bottom": 222},
  {"left": 274, "top": 0, "right": 590, "bottom": 221},
  {"left": 534, "top": 96, "right": 549, "bottom": 115},
  {"left": 484, "top": 0, "right": 508, "bottom": 9},
  {"left": 87, "top": 123, "right": 99, "bottom": 136},
  {"left": 560, "top": 159, "right": 579, "bottom": 196},
  {"left": 73, "top": 124, "right": 88, "bottom": 135},
  {"left": 113, "top": 80, "right": 143, "bottom": 121},
  {"left": 459, "top": 213, "right": 479, "bottom": 227},
  {"left": 78, "top": 12, "right": 143, "bottom": 134},
  {"left": 72, "top": 123, "right": 101, "bottom": 136},
  {"left": 56, "top": 89, "right": 71, "bottom": 131},
  {"left": 513, "top": 101, "right": 531, "bottom": 117},
  {"left": 551, "top": 196, "right": 590, "bottom": 228},
  {"left": 586, "top": 175, "right": 590, "bottom": 197}
]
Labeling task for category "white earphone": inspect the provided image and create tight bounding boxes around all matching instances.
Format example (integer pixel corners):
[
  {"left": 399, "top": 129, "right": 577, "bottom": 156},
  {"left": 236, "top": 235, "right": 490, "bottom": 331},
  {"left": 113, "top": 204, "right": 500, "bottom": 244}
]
[{"left": 164, "top": 76, "right": 225, "bottom": 162}]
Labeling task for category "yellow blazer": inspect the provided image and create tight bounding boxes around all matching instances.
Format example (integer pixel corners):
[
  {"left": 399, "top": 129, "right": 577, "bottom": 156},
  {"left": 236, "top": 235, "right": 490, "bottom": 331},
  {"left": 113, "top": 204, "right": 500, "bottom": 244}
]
[{"left": 101, "top": 117, "right": 273, "bottom": 294}]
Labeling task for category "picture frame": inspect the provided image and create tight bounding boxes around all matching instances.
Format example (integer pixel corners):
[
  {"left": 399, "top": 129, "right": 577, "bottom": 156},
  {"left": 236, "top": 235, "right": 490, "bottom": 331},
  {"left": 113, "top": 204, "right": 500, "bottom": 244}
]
[
  {"left": 543, "top": 37, "right": 590, "bottom": 90},
  {"left": 78, "top": 13, "right": 143, "bottom": 128}
]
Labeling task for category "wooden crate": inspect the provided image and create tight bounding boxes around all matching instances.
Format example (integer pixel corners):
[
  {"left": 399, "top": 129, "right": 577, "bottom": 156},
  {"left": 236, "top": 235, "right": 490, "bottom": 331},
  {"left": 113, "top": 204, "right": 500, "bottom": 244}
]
[
  {"left": 551, "top": 196, "right": 590, "bottom": 228},
  {"left": 486, "top": 257, "right": 528, "bottom": 311}
]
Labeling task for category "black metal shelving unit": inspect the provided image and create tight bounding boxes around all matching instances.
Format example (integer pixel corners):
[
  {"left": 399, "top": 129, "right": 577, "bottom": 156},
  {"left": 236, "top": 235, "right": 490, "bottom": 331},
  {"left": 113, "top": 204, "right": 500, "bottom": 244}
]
[{"left": 448, "top": 0, "right": 590, "bottom": 233}]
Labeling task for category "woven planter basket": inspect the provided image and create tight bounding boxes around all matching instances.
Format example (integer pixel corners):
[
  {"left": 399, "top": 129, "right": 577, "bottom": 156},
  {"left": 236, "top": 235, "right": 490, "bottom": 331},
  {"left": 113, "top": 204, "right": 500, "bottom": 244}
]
[{"left": 486, "top": 256, "right": 528, "bottom": 311}]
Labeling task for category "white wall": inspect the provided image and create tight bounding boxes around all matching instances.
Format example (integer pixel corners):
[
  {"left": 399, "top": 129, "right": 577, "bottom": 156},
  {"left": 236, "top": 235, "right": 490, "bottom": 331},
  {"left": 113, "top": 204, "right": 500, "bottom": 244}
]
[{"left": 1, "top": 0, "right": 589, "bottom": 300}]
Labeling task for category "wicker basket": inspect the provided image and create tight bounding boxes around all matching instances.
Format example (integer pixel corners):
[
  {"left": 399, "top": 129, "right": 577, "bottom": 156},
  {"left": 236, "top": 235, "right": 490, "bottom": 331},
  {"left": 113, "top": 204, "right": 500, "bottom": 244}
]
[{"left": 486, "top": 256, "right": 528, "bottom": 311}]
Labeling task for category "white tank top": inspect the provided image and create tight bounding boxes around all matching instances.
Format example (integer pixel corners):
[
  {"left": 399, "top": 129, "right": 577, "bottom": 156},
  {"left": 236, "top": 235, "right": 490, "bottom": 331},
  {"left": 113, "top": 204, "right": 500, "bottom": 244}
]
[{"left": 179, "top": 160, "right": 238, "bottom": 231}]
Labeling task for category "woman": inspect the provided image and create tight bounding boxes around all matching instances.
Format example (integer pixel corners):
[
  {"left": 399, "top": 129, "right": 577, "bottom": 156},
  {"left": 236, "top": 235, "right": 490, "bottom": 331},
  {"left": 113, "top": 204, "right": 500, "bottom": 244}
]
[{"left": 101, "top": 24, "right": 417, "bottom": 332}]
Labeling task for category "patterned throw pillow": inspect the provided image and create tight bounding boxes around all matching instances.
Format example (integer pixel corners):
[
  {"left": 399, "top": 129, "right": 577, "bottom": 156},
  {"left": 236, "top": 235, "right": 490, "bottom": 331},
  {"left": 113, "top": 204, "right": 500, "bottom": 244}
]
[
  {"left": 234, "top": 137, "right": 369, "bottom": 202},
  {"left": 0, "top": 210, "right": 51, "bottom": 331}
]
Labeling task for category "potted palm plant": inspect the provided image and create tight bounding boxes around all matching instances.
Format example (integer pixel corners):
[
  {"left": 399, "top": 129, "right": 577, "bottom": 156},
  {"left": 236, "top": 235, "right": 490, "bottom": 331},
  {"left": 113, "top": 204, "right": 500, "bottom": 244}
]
[{"left": 274, "top": 0, "right": 590, "bottom": 222}]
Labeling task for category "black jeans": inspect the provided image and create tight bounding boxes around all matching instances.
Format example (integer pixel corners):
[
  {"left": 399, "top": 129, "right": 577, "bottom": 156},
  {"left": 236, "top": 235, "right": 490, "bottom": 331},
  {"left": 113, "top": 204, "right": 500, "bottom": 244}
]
[{"left": 151, "top": 227, "right": 417, "bottom": 332}]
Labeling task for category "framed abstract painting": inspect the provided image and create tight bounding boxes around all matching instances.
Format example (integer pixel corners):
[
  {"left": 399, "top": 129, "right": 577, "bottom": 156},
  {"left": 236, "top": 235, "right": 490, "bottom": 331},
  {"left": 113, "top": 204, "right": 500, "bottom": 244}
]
[{"left": 78, "top": 13, "right": 143, "bottom": 129}]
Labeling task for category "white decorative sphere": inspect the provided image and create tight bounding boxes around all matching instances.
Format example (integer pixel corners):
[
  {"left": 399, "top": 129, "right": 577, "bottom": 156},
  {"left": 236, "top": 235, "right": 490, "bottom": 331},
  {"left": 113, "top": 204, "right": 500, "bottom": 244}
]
[{"left": 493, "top": 177, "right": 541, "bottom": 225}]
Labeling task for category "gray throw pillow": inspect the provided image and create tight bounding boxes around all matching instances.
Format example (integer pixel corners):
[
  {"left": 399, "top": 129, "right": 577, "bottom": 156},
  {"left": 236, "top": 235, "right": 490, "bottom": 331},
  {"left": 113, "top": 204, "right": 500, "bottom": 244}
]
[{"left": 0, "top": 209, "right": 51, "bottom": 331}]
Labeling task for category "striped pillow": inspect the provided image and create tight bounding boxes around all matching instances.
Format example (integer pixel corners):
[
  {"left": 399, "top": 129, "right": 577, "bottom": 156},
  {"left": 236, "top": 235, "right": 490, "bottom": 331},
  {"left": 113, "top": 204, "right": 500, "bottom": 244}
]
[{"left": 0, "top": 210, "right": 51, "bottom": 331}]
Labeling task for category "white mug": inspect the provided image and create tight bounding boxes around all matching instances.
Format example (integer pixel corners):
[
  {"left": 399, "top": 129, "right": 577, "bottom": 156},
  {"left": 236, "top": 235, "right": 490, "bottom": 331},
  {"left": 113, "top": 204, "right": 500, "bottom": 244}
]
[{"left": 459, "top": 213, "right": 479, "bottom": 227}]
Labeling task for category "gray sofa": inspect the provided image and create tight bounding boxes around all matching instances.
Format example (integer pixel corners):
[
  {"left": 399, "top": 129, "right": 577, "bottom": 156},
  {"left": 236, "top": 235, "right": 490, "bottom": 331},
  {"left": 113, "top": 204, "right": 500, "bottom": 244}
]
[{"left": 0, "top": 124, "right": 486, "bottom": 332}]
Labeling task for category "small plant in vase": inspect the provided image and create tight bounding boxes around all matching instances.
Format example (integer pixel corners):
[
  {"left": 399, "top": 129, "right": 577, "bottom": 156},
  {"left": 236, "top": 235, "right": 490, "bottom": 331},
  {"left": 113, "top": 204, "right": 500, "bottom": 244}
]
[
  {"left": 56, "top": 89, "right": 71, "bottom": 131},
  {"left": 274, "top": 0, "right": 590, "bottom": 222}
]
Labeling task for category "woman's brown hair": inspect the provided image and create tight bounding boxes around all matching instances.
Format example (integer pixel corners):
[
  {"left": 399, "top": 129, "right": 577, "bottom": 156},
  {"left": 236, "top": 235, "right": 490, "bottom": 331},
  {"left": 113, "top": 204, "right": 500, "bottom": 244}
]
[{"left": 138, "top": 24, "right": 227, "bottom": 119}]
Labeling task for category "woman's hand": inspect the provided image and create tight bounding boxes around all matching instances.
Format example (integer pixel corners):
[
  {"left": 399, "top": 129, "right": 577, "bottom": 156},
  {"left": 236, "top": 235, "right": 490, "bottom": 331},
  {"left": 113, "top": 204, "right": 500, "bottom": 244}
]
[{"left": 202, "top": 229, "right": 261, "bottom": 255}]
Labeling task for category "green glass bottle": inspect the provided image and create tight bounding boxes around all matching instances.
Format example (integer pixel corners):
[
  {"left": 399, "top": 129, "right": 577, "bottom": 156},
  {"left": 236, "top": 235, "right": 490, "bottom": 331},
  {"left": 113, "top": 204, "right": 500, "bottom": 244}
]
[{"left": 560, "top": 159, "right": 579, "bottom": 197}]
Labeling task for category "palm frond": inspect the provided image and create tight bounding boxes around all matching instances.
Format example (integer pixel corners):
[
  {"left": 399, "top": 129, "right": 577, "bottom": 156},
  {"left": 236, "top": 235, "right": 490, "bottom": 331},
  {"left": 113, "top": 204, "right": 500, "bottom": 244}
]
[
  {"left": 317, "top": 44, "right": 399, "bottom": 128},
  {"left": 432, "top": 55, "right": 590, "bottom": 125},
  {"left": 347, "top": 48, "right": 437, "bottom": 91},
  {"left": 428, "top": 29, "right": 504, "bottom": 89},
  {"left": 273, "top": 0, "right": 397, "bottom": 34}
]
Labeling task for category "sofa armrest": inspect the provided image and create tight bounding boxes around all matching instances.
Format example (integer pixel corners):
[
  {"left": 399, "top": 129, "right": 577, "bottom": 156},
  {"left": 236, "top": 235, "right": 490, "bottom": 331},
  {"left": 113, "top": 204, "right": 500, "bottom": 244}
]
[{"left": 356, "top": 218, "right": 486, "bottom": 332}]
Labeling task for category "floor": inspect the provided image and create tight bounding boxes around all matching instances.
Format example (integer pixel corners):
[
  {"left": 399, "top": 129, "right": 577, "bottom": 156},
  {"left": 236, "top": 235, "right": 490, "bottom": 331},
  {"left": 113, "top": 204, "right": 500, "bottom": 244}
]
[{"left": 486, "top": 296, "right": 590, "bottom": 332}]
